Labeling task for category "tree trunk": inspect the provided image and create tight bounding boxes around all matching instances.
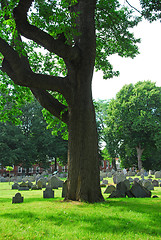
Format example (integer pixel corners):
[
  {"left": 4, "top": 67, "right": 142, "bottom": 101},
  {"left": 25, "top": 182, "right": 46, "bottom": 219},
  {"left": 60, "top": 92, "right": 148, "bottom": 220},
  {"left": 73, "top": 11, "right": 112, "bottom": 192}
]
[
  {"left": 66, "top": 93, "right": 104, "bottom": 202},
  {"left": 136, "top": 145, "right": 144, "bottom": 170},
  {"left": 54, "top": 157, "right": 57, "bottom": 172}
]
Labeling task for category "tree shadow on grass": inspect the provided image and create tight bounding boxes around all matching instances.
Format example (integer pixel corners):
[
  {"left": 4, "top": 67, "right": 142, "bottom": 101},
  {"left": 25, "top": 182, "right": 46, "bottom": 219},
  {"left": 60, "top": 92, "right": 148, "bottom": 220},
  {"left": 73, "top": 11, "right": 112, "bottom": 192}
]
[{"left": 0, "top": 199, "right": 161, "bottom": 238}]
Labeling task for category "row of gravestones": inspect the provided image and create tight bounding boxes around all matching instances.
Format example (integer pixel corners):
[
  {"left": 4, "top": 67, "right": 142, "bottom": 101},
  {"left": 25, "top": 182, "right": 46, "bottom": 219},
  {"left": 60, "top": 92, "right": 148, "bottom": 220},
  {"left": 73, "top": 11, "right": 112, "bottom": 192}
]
[
  {"left": 0, "top": 171, "right": 67, "bottom": 183},
  {"left": 104, "top": 179, "right": 158, "bottom": 198},
  {"left": 12, "top": 175, "right": 64, "bottom": 191},
  {"left": 100, "top": 170, "right": 161, "bottom": 180},
  {"left": 12, "top": 180, "right": 67, "bottom": 204}
]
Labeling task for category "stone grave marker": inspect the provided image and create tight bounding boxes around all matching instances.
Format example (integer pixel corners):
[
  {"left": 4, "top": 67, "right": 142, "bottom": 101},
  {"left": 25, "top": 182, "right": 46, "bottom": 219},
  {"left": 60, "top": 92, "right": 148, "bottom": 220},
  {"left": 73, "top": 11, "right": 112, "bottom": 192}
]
[
  {"left": 128, "top": 182, "right": 151, "bottom": 198},
  {"left": 62, "top": 180, "right": 67, "bottom": 198},
  {"left": 48, "top": 176, "right": 63, "bottom": 189},
  {"left": 12, "top": 193, "right": 23, "bottom": 204},
  {"left": 155, "top": 171, "right": 161, "bottom": 178},
  {"left": 104, "top": 185, "right": 116, "bottom": 194},
  {"left": 43, "top": 188, "right": 54, "bottom": 198},
  {"left": 12, "top": 183, "right": 19, "bottom": 190},
  {"left": 152, "top": 179, "right": 159, "bottom": 187}
]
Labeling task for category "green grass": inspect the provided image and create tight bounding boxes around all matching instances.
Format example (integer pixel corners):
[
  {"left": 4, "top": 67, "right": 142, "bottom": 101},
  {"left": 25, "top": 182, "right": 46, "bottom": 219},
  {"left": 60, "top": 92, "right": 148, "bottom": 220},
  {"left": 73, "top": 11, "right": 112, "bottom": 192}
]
[{"left": 0, "top": 182, "right": 161, "bottom": 240}]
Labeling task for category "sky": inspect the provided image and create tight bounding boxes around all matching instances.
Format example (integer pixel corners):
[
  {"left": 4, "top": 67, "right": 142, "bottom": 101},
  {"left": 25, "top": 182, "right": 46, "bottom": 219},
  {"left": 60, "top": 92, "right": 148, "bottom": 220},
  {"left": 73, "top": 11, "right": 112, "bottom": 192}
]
[{"left": 92, "top": 9, "right": 161, "bottom": 100}]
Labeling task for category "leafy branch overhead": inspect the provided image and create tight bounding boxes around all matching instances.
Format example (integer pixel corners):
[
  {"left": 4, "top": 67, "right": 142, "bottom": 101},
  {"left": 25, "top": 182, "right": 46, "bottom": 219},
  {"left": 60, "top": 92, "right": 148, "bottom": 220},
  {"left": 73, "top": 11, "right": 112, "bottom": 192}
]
[{"left": 0, "top": 0, "right": 140, "bottom": 124}]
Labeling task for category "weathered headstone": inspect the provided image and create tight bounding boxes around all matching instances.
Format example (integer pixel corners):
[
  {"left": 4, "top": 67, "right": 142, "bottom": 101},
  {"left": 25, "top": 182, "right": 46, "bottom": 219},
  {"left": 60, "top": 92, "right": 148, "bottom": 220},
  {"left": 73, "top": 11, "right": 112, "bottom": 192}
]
[
  {"left": 48, "top": 176, "right": 64, "bottom": 189},
  {"left": 107, "top": 172, "right": 112, "bottom": 178},
  {"left": 37, "top": 179, "right": 43, "bottom": 189},
  {"left": 18, "top": 181, "right": 29, "bottom": 190},
  {"left": 152, "top": 179, "right": 159, "bottom": 187},
  {"left": 142, "top": 180, "right": 154, "bottom": 191},
  {"left": 102, "top": 180, "right": 108, "bottom": 185},
  {"left": 155, "top": 171, "right": 161, "bottom": 179},
  {"left": 12, "top": 183, "right": 19, "bottom": 190},
  {"left": 12, "top": 193, "right": 23, "bottom": 204},
  {"left": 62, "top": 180, "right": 67, "bottom": 198},
  {"left": 31, "top": 185, "right": 39, "bottom": 190},
  {"left": 104, "top": 185, "right": 116, "bottom": 194},
  {"left": 43, "top": 188, "right": 54, "bottom": 198},
  {"left": 128, "top": 182, "right": 151, "bottom": 198}
]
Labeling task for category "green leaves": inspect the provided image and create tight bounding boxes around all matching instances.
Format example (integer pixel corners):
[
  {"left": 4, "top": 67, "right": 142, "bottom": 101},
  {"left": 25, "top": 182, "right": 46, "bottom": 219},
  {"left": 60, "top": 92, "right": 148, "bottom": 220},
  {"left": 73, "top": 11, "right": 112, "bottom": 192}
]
[
  {"left": 140, "top": 0, "right": 161, "bottom": 22},
  {"left": 95, "top": 0, "right": 141, "bottom": 79},
  {"left": 105, "top": 80, "right": 161, "bottom": 167}
]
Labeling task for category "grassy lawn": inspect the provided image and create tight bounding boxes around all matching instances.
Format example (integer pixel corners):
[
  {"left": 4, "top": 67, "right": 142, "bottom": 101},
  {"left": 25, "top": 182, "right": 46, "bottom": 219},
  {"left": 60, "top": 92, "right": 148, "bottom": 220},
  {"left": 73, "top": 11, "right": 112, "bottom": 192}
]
[{"left": 0, "top": 181, "right": 161, "bottom": 240}]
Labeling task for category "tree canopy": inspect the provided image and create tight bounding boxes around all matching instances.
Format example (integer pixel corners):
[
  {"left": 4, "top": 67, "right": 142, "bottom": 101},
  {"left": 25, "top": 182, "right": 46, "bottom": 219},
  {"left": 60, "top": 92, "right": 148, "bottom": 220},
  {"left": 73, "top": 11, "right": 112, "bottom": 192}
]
[{"left": 105, "top": 81, "right": 161, "bottom": 170}]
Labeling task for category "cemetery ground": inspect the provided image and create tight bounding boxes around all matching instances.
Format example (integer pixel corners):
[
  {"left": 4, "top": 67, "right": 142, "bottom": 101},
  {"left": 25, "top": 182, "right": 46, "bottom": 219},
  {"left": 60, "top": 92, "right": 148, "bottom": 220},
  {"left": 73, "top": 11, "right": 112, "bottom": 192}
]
[{"left": 0, "top": 177, "right": 161, "bottom": 240}]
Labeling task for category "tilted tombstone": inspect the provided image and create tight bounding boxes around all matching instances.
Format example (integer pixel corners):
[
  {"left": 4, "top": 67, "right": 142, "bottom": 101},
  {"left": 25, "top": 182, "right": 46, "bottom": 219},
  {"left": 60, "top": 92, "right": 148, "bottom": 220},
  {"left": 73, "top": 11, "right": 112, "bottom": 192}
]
[
  {"left": 12, "top": 193, "right": 23, "bottom": 204},
  {"left": 104, "top": 185, "right": 116, "bottom": 194},
  {"left": 128, "top": 182, "right": 151, "bottom": 198},
  {"left": 43, "top": 188, "right": 54, "bottom": 198}
]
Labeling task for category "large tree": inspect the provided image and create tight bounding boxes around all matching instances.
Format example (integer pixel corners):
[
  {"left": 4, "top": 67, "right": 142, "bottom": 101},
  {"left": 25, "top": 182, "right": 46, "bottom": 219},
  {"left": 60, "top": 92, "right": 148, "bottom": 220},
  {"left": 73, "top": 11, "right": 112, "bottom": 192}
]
[
  {"left": 0, "top": 0, "right": 140, "bottom": 202},
  {"left": 105, "top": 81, "right": 161, "bottom": 170}
]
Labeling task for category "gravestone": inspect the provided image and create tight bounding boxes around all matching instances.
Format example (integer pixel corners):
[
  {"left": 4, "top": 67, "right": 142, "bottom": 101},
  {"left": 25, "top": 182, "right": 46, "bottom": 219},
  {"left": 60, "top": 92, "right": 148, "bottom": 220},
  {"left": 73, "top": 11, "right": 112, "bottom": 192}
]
[
  {"left": 128, "top": 177, "right": 134, "bottom": 183},
  {"left": 12, "top": 183, "right": 19, "bottom": 190},
  {"left": 12, "top": 193, "right": 23, "bottom": 204},
  {"left": 100, "top": 172, "right": 107, "bottom": 178},
  {"left": 107, "top": 172, "right": 112, "bottom": 178},
  {"left": 128, "top": 182, "right": 151, "bottom": 198},
  {"left": 27, "top": 181, "right": 33, "bottom": 189},
  {"left": 108, "top": 180, "right": 130, "bottom": 198},
  {"left": 38, "top": 178, "right": 47, "bottom": 188},
  {"left": 62, "top": 180, "right": 67, "bottom": 198},
  {"left": 133, "top": 178, "right": 139, "bottom": 183},
  {"left": 142, "top": 180, "right": 154, "bottom": 191},
  {"left": 152, "top": 179, "right": 159, "bottom": 187},
  {"left": 37, "top": 179, "right": 43, "bottom": 189},
  {"left": 102, "top": 180, "right": 108, "bottom": 185},
  {"left": 155, "top": 171, "right": 161, "bottom": 179},
  {"left": 48, "top": 176, "right": 64, "bottom": 189},
  {"left": 100, "top": 176, "right": 103, "bottom": 181},
  {"left": 127, "top": 171, "right": 135, "bottom": 177},
  {"left": 104, "top": 185, "right": 116, "bottom": 194},
  {"left": 18, "top": 181, "right": 29, "bottom": 190},
  {"left": 31, "top": 185, "right": 39, "bottom": 190},
  {"left": 43, "top": 188, "right": 54, "bottom": 198}
]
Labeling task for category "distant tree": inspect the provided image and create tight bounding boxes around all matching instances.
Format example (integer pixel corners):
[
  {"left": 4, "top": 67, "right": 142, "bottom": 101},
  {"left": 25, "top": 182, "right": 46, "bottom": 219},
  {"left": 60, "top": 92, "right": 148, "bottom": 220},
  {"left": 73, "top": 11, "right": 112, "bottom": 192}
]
[
  {"left": 0, "top": 100, "right": 68, "bottom": 172},
  {"left": 6, "top": 166, "right": 13, "bottom": 184},
  {"left": 105, "top": 81, "right": 161, "bottom": 170}
]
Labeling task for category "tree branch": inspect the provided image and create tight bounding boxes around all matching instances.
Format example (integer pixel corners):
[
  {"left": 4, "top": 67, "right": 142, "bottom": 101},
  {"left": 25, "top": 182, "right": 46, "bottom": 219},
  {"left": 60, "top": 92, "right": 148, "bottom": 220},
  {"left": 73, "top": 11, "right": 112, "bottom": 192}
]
[
  {"left": 0, "top": 37, "right": 70, "bottom": 95},
  {"left": 125, "top": 0, "right": 141, "bottom": 14},
  {"left": 30, "top": 88, "right": 69, "bottom": 124},
  {"left": 13, "top": 0, "right": 80, "bottom": 62}
]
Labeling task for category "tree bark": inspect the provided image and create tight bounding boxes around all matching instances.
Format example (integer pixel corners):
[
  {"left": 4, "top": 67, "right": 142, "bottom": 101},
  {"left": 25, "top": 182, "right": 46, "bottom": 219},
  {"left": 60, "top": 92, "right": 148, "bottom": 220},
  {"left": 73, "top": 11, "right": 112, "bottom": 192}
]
[
  {"left": 136, "top": 145, "right": 144, "bottom": 170},
  {"left": 66, "top": 84, "right": 104, "bottom": 202}
]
